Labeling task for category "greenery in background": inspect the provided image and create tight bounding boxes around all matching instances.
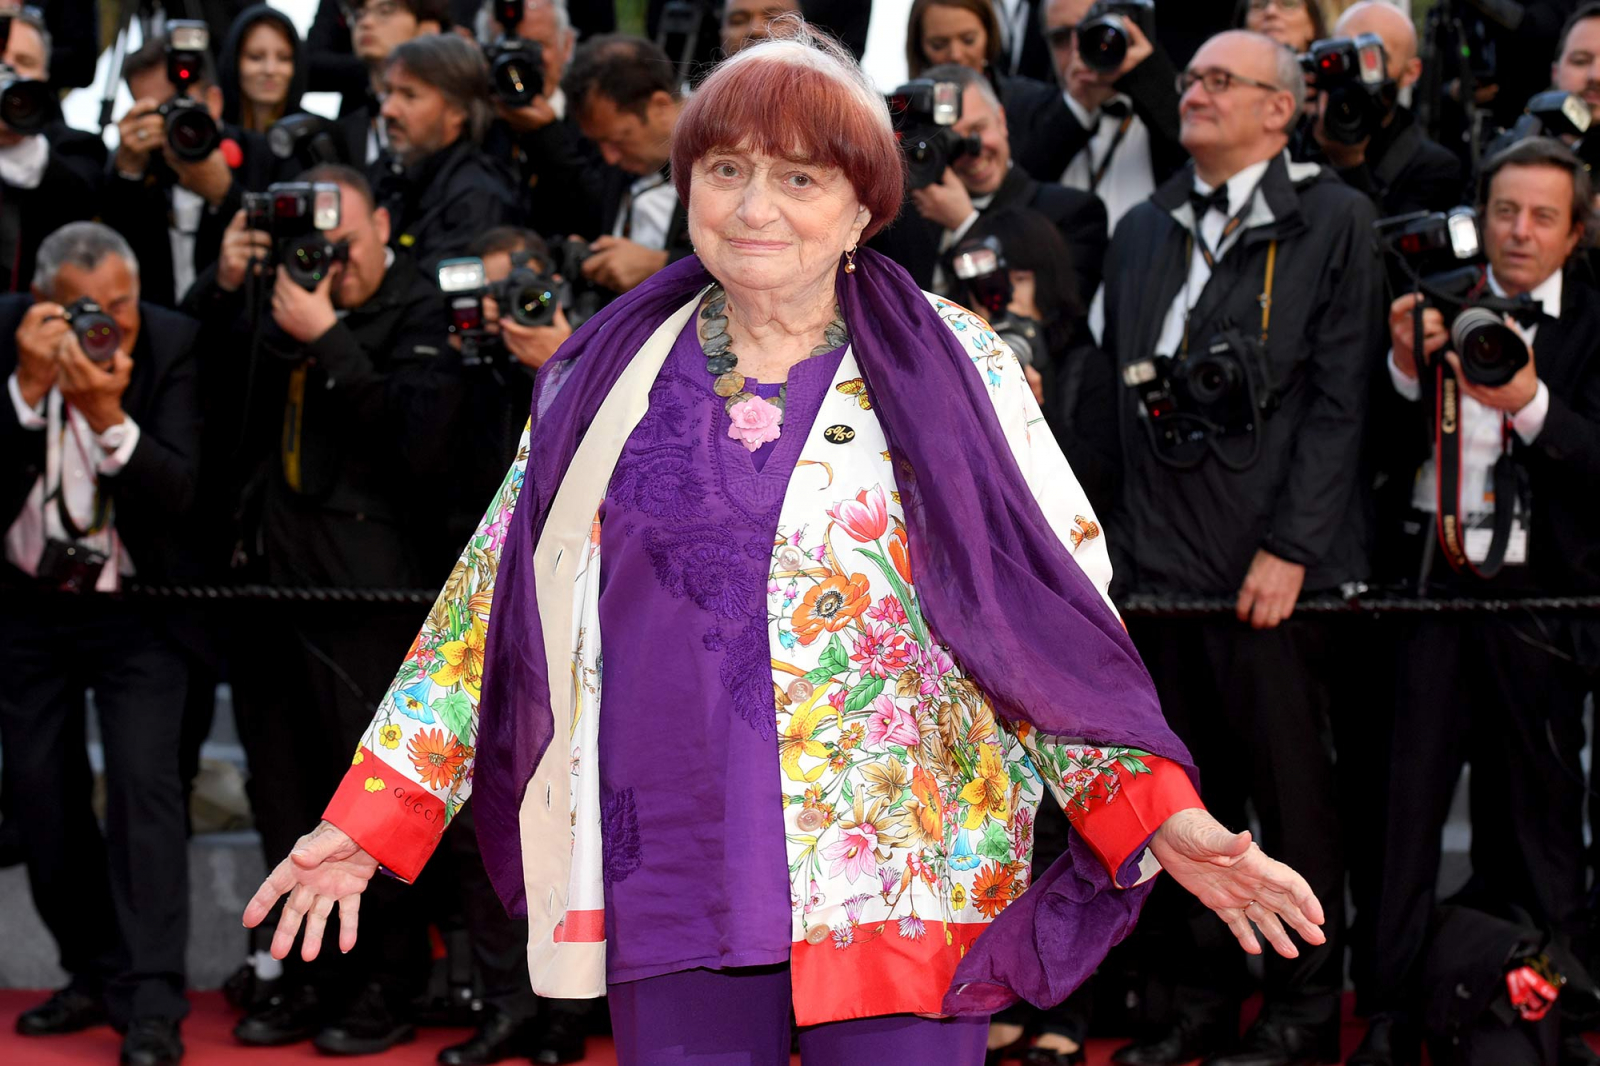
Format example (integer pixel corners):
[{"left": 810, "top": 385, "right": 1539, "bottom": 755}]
[{"left": 616, "top": 0, "right": 647, "bottom": 35}]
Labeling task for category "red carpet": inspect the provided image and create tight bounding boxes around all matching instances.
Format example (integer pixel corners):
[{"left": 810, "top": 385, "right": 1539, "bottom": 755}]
[{"left": 0, "top": 990, "right": 1592, "bottom": 1064}]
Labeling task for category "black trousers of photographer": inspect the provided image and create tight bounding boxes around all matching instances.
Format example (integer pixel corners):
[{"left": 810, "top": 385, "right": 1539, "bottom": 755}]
[
  {"left": 1368, "top": 612, "right": 1594, "bottom": 1014},
  {"left": 1125, "top": 615, "right": 1345, "bottom": 1037},
  {"left": 0, "top": 585, "right": 191, "bottom": 1026}
]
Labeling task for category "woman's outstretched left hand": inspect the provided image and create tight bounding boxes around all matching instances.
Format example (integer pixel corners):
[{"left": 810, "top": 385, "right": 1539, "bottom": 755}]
[{"left": 1150, "top": 808, "right": 1326, "bottom": 958}]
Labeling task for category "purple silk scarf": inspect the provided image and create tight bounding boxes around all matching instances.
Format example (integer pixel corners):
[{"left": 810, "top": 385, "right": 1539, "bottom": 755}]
[{"left": 472, "top": 249, "right": 1197, "bottom": 1011}]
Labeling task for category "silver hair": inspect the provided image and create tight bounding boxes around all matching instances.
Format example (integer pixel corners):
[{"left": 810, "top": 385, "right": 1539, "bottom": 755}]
[
  {"left": 476, "top": 0, "right": 572, "bottom": 48},
  {"left": 34, "top": 222, "right": 139, "bottom": 298},
  {"left": 1272, "top": 39, "right": 1306, "bottom": 125}
]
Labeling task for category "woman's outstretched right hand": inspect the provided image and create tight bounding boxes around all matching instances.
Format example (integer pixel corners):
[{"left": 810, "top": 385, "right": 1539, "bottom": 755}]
[{"left": 242, "top": 820, "right": 379, "bottom": 961}]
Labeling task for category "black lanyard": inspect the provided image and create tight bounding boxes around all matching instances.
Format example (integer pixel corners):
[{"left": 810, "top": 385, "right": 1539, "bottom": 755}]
[
  {"left": 1088, "top": 110, "right": 1135, "bottom": 194},
  {"left": 45, "top": 412, "right": 112, "bottom": 539}
]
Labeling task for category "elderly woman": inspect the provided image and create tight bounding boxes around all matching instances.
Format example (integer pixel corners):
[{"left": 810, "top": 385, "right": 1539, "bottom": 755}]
[{"left": 244, "top": 22, "right": 1324, "bottom": 1063}]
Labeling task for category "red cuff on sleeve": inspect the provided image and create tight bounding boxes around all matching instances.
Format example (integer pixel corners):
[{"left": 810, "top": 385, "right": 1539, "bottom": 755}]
[
  {"left": 1066, "top": 756, "right": 1201, "bottom": 885},
  {"left": 322, "top": 747, "right": 449, "bottom": 883}
]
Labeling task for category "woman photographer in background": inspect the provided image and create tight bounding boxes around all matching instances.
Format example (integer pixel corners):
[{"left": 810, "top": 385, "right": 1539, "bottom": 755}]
[
  {"left": 219, "top": 5, "right": 307, "bottom": 134},
  {"left": 1235, "top": 0, "right": 1326, "bottom": 54}
]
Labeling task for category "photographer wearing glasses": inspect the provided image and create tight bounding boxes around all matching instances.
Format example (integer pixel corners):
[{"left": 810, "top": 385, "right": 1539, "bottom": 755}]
[
  {"left": 1094, "top": 31, "right": 1381, "bottom": 1066},
  {"left": 373, "top": 33, "right": 523, "bottom": 274},
  {"left": 1298, "top": 3, "right": 1464, "bottom": 218},
  {"left": 1356, "top": 136, "right": 1600, "bottom": 1066},
  {"left": 1, "top": 222, "right": 201, "bottom": 1066},
  {"left": 1030, "top": 0, "right": 1188, "bottom": 231}
]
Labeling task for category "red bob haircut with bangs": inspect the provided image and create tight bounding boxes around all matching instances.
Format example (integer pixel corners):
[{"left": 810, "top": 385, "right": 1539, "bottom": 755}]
[{"left": 670, "top": 29, "right": 905, "bottom": 242}]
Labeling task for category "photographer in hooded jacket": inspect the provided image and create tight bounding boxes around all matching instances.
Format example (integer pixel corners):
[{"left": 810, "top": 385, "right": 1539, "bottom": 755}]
[{"left": 1356, "top": 135, "right": 1600, "bottom": 1066}]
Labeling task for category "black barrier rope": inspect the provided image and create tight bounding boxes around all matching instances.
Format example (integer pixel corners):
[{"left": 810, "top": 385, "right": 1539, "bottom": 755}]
[{"left": 106, "top": 582, "right": 1600, "bottom": 615}]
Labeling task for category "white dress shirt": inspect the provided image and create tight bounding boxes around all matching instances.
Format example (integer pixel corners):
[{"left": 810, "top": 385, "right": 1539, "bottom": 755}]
[
  {"left": 5, "top": 374, "right": 141, "bottom": 591},
  {"left": 169, "top": 183, "right": 205, "bottom": 305},
  {"left": 0, "top": 133, "right": 48, "bottom": 189},
  {"left": 1060, "top": 91, "right": 1155, "bottom": 233},
  {"left": 611, "top": 169, "right": 679, "bottom": 252},
  {"left": 1151, "top": 157, "right": 1274, "bottom": 359},
  {"left": 1388, "top": 267, "right": 1556, "bottom": 548}
]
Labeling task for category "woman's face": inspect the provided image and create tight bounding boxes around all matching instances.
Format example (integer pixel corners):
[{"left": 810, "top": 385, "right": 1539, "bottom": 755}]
[
  {"left": 239, "top": 22, "right": 294, "bottom": 110},
  {"left": 920, "top": 4, "right": 988, "bottom": 72},
  {"left": 1246, "top": 0, "right": 1316, "bottom": 53},
  {"left": 689, "top": 146, "right": 870, "bottom": 299}
]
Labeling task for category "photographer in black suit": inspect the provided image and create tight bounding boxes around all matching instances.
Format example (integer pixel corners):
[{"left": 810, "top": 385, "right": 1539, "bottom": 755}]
[
  {"left": 103, "top": 32, "right": 278, "bottom": 309},
  {"left": 372, "top": 32, "right": 523, "bottom": 273},
  {"left": 1093, "top": 31, "right": 1381, "bottom": 1066},
  {"left": 1301, "top": 3, "right": 1463, "bottom": 217},
  {"left": 1354, "top": 137, "right": 1600, "bottom": 1066},
  {"left": 872, "top": 62, "right": 1107, "bottom": 317},
  {"left": 0, "top": 223, "right": 201, "bottom": 1066}
]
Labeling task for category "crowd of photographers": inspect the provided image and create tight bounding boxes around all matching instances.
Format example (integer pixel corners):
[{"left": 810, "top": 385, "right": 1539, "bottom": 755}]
[{"left": 1, "top": 0, "right": 1599, "bottom": 1064}]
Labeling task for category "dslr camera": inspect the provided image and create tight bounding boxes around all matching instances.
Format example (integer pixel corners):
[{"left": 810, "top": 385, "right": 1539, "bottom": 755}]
[
  {"left": 267, "top": 113, "right": 349, "bottom": 169},
  {"left": 59, "top": 297, "right": 123, "bottom": 364},
  {"left": 1076, "top": 0, "right": 1156, "bottom": 74},
  {"left": 484, "top": 0, "right": 544, "bottom": 106},
  {"left": 1122, "top": 328, "right": 1269, "bottom": 469},
  {"left": 948, "top": 236, "right": 1041, "bottom": 368},
  {"left": 886, "top": 79, "right": 982, "bottom": 189},
  {"left": 1299, "top": 34, "right": 1395, "bottom": 144},
  {"left": 158, "top": 21, "right": 221, "bottom": 162},
  {"left": 1488, "top": 90, "right": 1600, "bottom": 170},
  {"left": 439, "top": 253, "right": 566, "bottom": 365},
  {"left": 1375, "top": 207, "right": 1538, "bottom": 387},
  {"left": 0, "top": 14, "right": 52, "bottom": 135},
  {"left": 242, "top": 182, "right": 348, "bottom": 292}
]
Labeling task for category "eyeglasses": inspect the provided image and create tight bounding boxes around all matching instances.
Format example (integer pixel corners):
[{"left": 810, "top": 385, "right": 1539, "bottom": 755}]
[
  {"left": 1247, "top": 0, "right": 1306, "bottom": 10},
  {"left": 345, "top": 0, "right": 403, "bottom": 23},
  {"left": 1044, "top": 25, "right": 1076, "bottom": 49},
  {"left": 1176, "top": 67, "right": 1283, "bottom": 95}
]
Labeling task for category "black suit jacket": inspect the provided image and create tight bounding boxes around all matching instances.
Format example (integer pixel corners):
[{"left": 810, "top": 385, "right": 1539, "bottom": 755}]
[
  {"left": 0, "top": 296, "right": 202, "bottom": 583},
  {"left": 1303, "top": 107, "right": 1464, "bottom": 218},
  {"left": 0, "top": 122, "right": 106, "bottom": 295},
  {"left": 870, "top": 164, "right": 1109, "bottom": 313},
  {"left": 373, "top": 138, "right": 524, "bottom": 275},
  {"left": 598, "top": 166, "right": 694, "bottom": 264}
]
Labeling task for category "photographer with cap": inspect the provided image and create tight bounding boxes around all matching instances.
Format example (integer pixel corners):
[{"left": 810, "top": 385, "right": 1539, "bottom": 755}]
[
  {"left": 872, "top": 62, "right": 1107, "bottom": 317},
  {"left": 0, "top": 222, "right": 201, "bottom": 1066},
  {"left": 184, "top": 163, "right": 455, "bottom": 1053},
  {"left": 1301, "top": 2, "right": 1463, "bottom": 217},
  {"left": 1354, "top": 136, "right": 1600, "bottom": 1066},
  {"left": 373, "top": 32, "right": 522, "bottom": 274},
  {"left": 103, "top": 30, "right": 279, "bottom": 309},
  {"left": 1032, "top": 0, "right": 1188, "bottom": 230},
  {"left": 1091, "top": 30, "right": 1381, "bottom": 1066}
]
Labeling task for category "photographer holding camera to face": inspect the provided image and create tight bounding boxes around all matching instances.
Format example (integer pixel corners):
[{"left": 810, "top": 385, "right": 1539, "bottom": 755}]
[
  {"left": 1091, "top": 31, "right": 1382, "bottom": 1066},
  {"left": 1297, "top": 3, "right": 1464, "bottom": 217},
  {"left": 1355, "top": 136, "right": 1600, "bottom": 1066},
  {"left": 373, "top": 33, "right": 522, "bottom": 274},
  {"left": 873, "top": 62, "right": 1107, "bottom": 315},
  {"left": 104, "top": 25, "right": 280, "bottom": 309},
  {"left": 0, "top": 222, "right": 201, "bottom": 1066}
]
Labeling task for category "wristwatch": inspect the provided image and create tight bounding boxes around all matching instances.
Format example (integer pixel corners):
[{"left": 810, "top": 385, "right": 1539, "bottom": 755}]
[{"left": 97, "top": 421, "right": 132, "bottom": 452}]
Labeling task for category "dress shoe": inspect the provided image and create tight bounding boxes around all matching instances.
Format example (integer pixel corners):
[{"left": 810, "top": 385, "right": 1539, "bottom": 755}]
[
  {"left": 232, "top": 984, "right": 323, "bottom": 1047},
  {"left": 312, "top": 982, "right": 416, "bottom": 1056},
  {"left": 16, "top": 986, "right": 108, "bottom": 1035},
  {"left": 532, "top": 1011, "right": 587, "bottom": 1065},
  {"left": 1113, "top": 1019, "right": 1230, "bottom": 1066},
  {"left": 437, "top": 1009, "right": 530, "bottom": 1066},
  {"left": 120, "top": 1017, "right": 184, "bottom": 1066},
  {"left": 1022, "top": 1045, "right": 1087, "bottom": 1066},
  {"left": 1200, "top": 1018, "right": 1340, "bottom": 1066},
  {"left": 1347, "top": 1012, "right": 1420, "bottom": 1066}
]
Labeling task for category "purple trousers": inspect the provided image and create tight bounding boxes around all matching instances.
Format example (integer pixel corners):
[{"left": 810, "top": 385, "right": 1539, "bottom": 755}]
[{"left": 607, "top": 964, "right": 989, "bottom": 1065}]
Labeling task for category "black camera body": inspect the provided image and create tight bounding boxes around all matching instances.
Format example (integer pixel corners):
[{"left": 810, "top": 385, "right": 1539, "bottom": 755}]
[
  {"left": 268, "top": 113, "right": 349, "bottom": 168},
  {"left": 60, "top": 297, "right": 122, "bottom": 364},
  {"left": 438, "top": 252, "right": 570, "bottom": 366},
  {"left": 1123, "top": 329, "right": 1264, "bottom": 467},
  {"left": 242, "top": 182, "right": 348, "bottom": 292},
  {"left": 0, "top": 15, "right": 48, "bottom": 135},
  {"left": 484, "top": 0, "right": 544, "bottom": 106},
  {"left": 1489, "top": 90, "right": 1600, "bottom": 171},
  {"left": 159, "top": 21, "right": 221, "bottom": 162},
  {"left": 949, "top": 236, "right": 1041, "bottom": 368},
  {"left": 1300, "top": 34, "right": 1396, "bottom": 145},
  {"left": 1375, "top": 207, "right": 1536, "bottom": 387},
  {"left": 1077, "top": 0, "right": 1156, "bottom": 74},
  {"left": 887, "top": 79, "right": 982, "bottom": 190}
]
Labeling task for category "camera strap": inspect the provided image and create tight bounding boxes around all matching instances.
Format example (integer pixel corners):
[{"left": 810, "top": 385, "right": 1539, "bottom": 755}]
[
  {"left": 1088, "top": 110, "right": 1136, "bottom": 194},
  {"left": 1431, "top": 358, "right": 1519, "bottom": 578},
  {"left": 45, "top": 410, "right": 112, "bottom": 539},
  {"left": 1179, "top": 236, "right": 1276, "bottom": 358}
]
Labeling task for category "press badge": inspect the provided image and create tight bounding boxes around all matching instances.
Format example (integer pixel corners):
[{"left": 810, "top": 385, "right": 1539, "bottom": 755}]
[{"left": 1463, "top": 465, "right": 1529, "bottom": 566}]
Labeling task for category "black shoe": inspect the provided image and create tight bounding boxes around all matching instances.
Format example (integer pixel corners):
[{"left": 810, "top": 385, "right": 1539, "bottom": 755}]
[
  {"left": 232, "top": 984, "right": 322, "bottom": 1047},
  {"left": 1114, "top": 1020, "right": 1231, "bottom": 1066},
  {"left": 437, "top": 1010, "right": 531, "bottom": 1066},
  {"left": 120, "top": 1018, "right": 184, "bottom": 1066},
  {"left": 312, "top": 983, "right": 416, "bottom": 1056},
  {"left": 531, "top": 1012, "right": 587, "bottom": 1065},
  {"left": 1200, "top": 1019, "right": 1340, "bottom": 1066},
  {"left": 1021, "top": 1045, "right": 1087, "bottom": 1066},
  {"left": 16, "top": 986, "right": 108, "bottom": 1036},
  {"left": 1347, "top": 1012, "right": 1419, "bottom": 1066}
]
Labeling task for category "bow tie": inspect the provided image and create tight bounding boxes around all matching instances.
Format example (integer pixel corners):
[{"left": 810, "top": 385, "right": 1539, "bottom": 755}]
[
  {"left": 1188, "top": 185, "right": 1231, "bottom": 220},
  {"left": 1100, "top": 99, "right": 1131, "bottom": 120}
]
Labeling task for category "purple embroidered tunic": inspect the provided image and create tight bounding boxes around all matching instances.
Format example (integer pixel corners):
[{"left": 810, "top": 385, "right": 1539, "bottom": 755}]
[{"left": 595, "top": 319, "right": 847, "bottom": 984}]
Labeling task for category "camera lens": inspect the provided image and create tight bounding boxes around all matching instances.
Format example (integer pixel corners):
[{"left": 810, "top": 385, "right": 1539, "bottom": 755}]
[
  {"left": 1187, "top": 355, "right": 1243, "bottom": 405},
  {"left": 1451, "top": 307, "right": 1528, "bottom": 387},
  {"left": 492, "top": 54, "right": 537, "bottom": 106},
  {"left": 1077, "top": 15, "right": 1129, "bottom": 73},
  {"left": 0, "top": 79, "right": 48, "bottom": 135},
  {"left": 166, "top": 106, "right": 220, "bottom": 161},
  {"left": 508, "top": 282, "right": 556, "bottom": 326}
]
